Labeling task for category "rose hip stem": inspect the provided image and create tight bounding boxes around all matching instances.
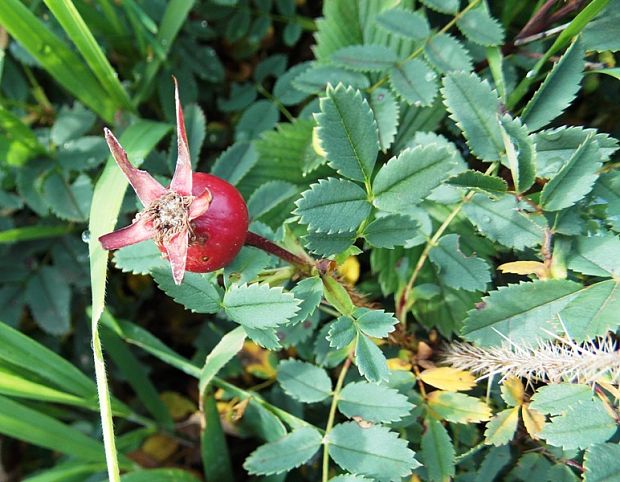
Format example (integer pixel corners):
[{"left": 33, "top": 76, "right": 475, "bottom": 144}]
[{"left": 244, "top": 231, "right": 315, "bottom": 274}]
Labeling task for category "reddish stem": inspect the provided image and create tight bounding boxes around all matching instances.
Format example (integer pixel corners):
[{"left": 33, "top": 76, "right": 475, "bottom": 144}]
[{"left": 244, "top": 231, "right": 314, "bottom": 273}]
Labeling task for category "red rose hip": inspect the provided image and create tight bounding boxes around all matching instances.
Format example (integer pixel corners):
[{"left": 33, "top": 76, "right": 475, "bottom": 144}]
[{"left": 183, "top": 172, "right": 248, "bottom": 272}]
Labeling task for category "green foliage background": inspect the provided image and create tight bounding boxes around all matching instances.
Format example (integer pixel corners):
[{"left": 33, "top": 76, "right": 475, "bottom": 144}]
[{"left": 0, "top": 0, "right": 619, "bottom": 481}]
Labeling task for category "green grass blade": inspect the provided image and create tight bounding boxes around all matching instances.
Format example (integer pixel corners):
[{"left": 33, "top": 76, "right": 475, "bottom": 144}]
[
  {"left": 0, "top": 224, "right": 73, "bottom": 244},
  {"left": 100, "top": 319, "right": 174, "bottom": 429},
  {"left": 133, "top": 0, "right": 195, "bottom": 104},
  {"left": 0, "top": 321, "right": 132, "bottom": 415},
  {"left": 0, "top": 363, "right": 95, "bottom": 409},
  {"left": 101, "top": 314, "right": 202, "bottom": 378},
  {"left": 0, "top": 0, "right": 116, "bottom": 121},
  {"left": 43, "top": 0, "right": 133, "bottom": 111},
  {"left": 0, "top": 394, "right": 132, "bottom": 467},
  {"left": 202, "top": 392, "right": 234, "bottom": 482},
  {"left": 23, "top": 462, "right": 106, "bottom": 482},
  {"left": 0, "top": 321, "right": 96, "bottom": 399}
]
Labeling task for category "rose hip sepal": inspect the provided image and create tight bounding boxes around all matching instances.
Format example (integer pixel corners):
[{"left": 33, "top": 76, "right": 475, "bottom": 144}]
[{"left": 99, "top": 80, "right": 248, "bottom": 285}]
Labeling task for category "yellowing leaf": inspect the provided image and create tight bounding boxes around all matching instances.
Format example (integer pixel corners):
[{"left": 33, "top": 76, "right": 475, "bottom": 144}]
[
  {"left": 312, "top": 127, "right": 326, "bottom": 157},
  {"left": 419, "top": 367, "right": 476, "bottom": 391},
  {"left": 241, "top": 341, "right": 277, "bottom": 379},
  {"left": 387, "top": 357, "right": 412, "bottom": 371},
  {"left": 484, "top": 407, "right": 519, "bottom": 446},
  {"left": 522, "top": 404, "right": 546, "bottom": 439},
  {"left": 500, "top": 377, "right": 525, "bottom": 406},
  {"left": 141, "top": 434, "right": 179, "bottom": 462},
  {"left": 427, "top": 391, "right": 492, "bottom": 423},
  {"left": 497, "top": 260, "right": 549, "bottom": 279},
  {"left": 338, "top": 255, "right": 361, "bottom": 285},
  {"left": 160, "top": 391, "right": 196, "bottom": 420}
]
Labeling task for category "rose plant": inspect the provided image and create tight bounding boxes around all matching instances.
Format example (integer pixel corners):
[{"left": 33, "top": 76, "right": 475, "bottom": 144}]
[{"left": 0, "top": 1, "right": 618, "bottom": 482}]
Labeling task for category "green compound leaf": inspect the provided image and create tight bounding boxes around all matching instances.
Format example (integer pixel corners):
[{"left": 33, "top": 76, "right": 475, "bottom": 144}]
[
  {"left": 419, "top": 0, "right": 459, "bottom": 13},
  {"left": 289, "top": 277, "right": 324, "bottom": 325},
  {"left": 456, "top": 6, "right": 505, "bottom": 46},
  {"left": 376, "top": 8, "right": 430, "bottom": 40},
  {"left": 224, "top": 247, "right": 271, "bottom": 286},
  {"left": 244, "top": 427, "right": 323, "bottom": 476},
  {"left": 369, "top": 88, "right": 399, "bottom": 152},
  {"left": 442, "top": 71, "right": 503, "bottom": 161},
  {"left": 293, "top": 64, "right": 370, "bottom": 94},
  {"left": 277, "top": 359, "right": 332, "bottom": 403},
  {"left": 461, "top": 279, "right": 583, "bottom": 346},
  {"left": 560, "top": 280, "right": 620, "bottom": 341},
  {"left": 484, "top": 407, "right": 519, "bottom": 446},
  {"left": 421, "top": 418, "right": 455, "bottom": 482},
  {"left": 43, "top": 172, "right": 93, "bottom": 222},
  {"left": 389, "top": 59, "right": 438, "bottom": 107},
  {"left": 534, "top": 126, "right": 618, "bottom": 178},
  {"left": 364, "top": 214, "right": 419, "bottom": 248},
  {"left": 355, "top": 333, "right": 389, "bottom": 383},
  {"left": 447, "top": 170, "right": 508, "bottom": 193},
  {"left": 331, "top": 45, "right": 398, "bottom": 72},
  {"left": 540, "top": 135, "right": 602, "bottom": 211},
  {"left": 463, "top": 193, "right": 545, "bottom": 250},
  {"left": 211, "top": 141, "right": 258, "bottom": 186},
  {"left": 354, "top": 307, "right": 398, "bottom": 339},
  {"left": 500, "top": 115, "right": 536, "bottom": 193},
  {"left": 51, "top": 103, "right": 96, "bottom": 145},
  {"left": 223, "top": 283, "right": 300, "bottom": 329},
  {"left": 584, "top": 443, "right": 620, "bottom": 482},
  {"left": 429, "top": 234, "right": 491, "bottom": 292},
  {"left": 372, "top": 145, "right": 458, "bottom": 213},
  {"left": 522, "top": 40, "right": 584, "bottom": 131},
  {"left": 424, "top": 33, "right": 473, "bottom": 74},
  {"left": 153, "top": 269, "right": 222, "bottom": 314},
  {"left": 247, "top": 181, "right": 298, "bottom": 220},
  {"left": 540, "top": 400, "right": 616, "bottom": 449},
  {"left": 316, "top": 83, "right": 379, "bottom": 183},
  {"left": 327, "top": 422, "right": 420, "bottom": 481},
  {"left": 295, "top": 178, "right": 371, "bottom": 234},
  {"left": 25, "top": 266, "right": 71, "bottom": 336},
  {"left": 304, "top": 230, "right": 357, "bottom": 257},
  {"left": 113, "top": 240, "right": 166, "bottom": 275},
  {"left": 329, "top": 476, "right": 373, "bottom": 482},
  {"left": 567, "top": 234, "right": 620, "bottom": 277},
  {"left": 327, "top": 316, "right": 356, "bottom": 349},
  {"left": 338, "top": 381, "right": 413, "bottom": 423},
  {"left": 529, "top": 383, "right": 592, "bottom": 416},
  {"left": 427, "top": 391, "right": 492, "bottom": 423}
]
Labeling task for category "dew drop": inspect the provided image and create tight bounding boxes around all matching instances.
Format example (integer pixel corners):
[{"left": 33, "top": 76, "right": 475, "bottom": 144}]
[
  {"left": 201, "top": 20, "right": 208, "bottom": 28},
  {"left": 525, "top": 70, "right": 536, "bottom": 79},
  {"left": 481, "top": 216, "right": 492, "bottom": 224},
  {"left": 161, "top": 39, "right": 168, "bottom": 47},
  {"left": 424, "top": 72, "right": 436, "bottom": 82},
  {"left": 81, "top": 230, "right": 91, "bottom": 243}
]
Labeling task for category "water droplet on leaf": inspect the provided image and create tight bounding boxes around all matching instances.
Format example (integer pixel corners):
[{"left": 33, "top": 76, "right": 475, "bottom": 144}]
[{"left": 81, "top": 230, "right": 91, "bottom": 243}]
